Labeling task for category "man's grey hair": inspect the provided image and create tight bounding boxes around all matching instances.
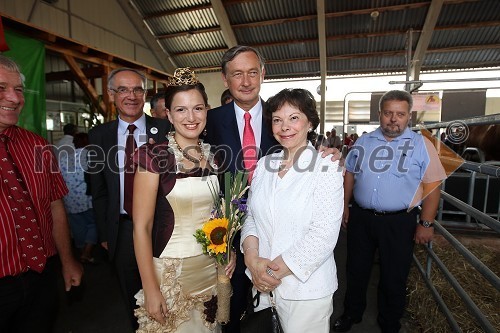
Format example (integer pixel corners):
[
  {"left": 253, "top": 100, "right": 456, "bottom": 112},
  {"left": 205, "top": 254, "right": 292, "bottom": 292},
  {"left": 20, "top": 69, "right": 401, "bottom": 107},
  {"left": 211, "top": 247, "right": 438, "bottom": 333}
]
[
  {"left": 107, "top": 68, "right": 147, "bottom": 89},
  {"left": 379, "top": 90, "right": 413, "bottom": 112},
  {"left": 221, "top": 45, "right": 265, "bottom": 75},
  {"left": 0, "top": 55, "right": 22, "bottom": 75}
]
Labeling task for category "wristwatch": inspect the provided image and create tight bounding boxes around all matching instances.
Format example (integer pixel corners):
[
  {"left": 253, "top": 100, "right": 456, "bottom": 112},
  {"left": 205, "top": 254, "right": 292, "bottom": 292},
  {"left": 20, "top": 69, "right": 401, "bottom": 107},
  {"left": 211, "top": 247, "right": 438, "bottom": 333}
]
[{"left": 418, "top": 220, "right": 434, "bottom": 228}]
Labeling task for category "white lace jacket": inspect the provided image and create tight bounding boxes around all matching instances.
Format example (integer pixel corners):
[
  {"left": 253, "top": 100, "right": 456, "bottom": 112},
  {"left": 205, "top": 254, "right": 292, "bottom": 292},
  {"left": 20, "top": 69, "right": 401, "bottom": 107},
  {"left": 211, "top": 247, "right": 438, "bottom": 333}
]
[{"left": 241, "top": 144, "right": 344, "bottom": 300}]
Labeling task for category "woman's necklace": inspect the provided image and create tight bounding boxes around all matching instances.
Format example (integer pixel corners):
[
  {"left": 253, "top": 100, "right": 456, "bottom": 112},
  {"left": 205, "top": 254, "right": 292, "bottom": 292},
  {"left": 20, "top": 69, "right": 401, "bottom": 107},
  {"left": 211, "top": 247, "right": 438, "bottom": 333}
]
[
  {"left": 171, "top": 135, "right": 205, "bottom": 163},
  {"left": 279, "top": 158, "right": 293, "bottom": 172}
]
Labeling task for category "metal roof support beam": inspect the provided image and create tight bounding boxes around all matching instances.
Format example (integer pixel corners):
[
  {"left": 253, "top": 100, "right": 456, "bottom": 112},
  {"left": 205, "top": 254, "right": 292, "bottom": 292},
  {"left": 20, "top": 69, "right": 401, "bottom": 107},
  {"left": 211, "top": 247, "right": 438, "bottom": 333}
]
[
  {"left": 211, "top": 0, "right": 238, "bottom": 48},
  {"left": 118, "top": 0, "right": 177, "bottom": 73},
  {"left": 409, "top": 0, "right": 444, "bottom": 88},
  {"left": 317, "top": 0, "right": 327, "bottom": 134}
]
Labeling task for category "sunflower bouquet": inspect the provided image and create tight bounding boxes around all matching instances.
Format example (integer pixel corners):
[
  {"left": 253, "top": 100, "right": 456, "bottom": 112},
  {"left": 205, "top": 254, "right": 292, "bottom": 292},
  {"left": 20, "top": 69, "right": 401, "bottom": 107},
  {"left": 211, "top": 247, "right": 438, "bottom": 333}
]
[{"left": 194, "top": 171, "right": 249, "bottom": 323}]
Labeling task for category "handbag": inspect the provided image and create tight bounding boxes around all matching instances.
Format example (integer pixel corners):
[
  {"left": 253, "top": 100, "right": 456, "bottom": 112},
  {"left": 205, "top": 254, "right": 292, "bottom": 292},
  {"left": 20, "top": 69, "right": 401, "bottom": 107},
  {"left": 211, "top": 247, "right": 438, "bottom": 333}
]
[{"left": 241, "top": 290, "right": 284, "bottom": 333}]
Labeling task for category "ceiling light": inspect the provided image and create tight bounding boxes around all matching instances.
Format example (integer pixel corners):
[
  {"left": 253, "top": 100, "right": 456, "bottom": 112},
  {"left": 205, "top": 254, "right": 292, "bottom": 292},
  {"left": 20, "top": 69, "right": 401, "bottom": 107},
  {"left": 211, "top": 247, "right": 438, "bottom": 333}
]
[{"left": 370, "top": 11, "right": 380, "bottom": 20}]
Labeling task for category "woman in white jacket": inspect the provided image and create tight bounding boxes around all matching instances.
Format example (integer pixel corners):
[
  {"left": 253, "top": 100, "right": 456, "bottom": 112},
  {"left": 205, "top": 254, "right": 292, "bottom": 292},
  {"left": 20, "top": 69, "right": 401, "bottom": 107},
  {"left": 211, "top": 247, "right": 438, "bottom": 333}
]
[{"left": 241, "top": 88, "right": 344, "bottom": 333}]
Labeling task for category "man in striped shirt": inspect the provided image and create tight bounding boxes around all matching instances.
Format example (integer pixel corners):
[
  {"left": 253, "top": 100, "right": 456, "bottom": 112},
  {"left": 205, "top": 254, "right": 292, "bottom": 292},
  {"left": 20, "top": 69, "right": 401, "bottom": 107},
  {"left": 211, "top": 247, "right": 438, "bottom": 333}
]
[{"left": 0, "top": 55, "right": 83, "bottom": 333}]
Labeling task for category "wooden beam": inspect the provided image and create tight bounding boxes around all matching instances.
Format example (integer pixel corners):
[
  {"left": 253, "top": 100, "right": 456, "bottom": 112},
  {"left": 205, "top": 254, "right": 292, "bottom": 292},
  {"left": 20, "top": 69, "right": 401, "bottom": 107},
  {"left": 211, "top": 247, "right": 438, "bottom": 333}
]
[
  {"left": 191, "top": 43, "right": 500, "bottom": 72},
  {"left": 45, "top": 44, "right": 171, "bottom": 86},
  {"left": 1, "top": 14, "right": 173, "bottom": 82},
  {"left": 156, "top": 27, "right": 220, "bottom": 40},
  {"left": 117, "top": 0, "right": 177, "bottom": 73},
  {"left": 230, "top": 0, "right": 480, "bottom": 29},
  {"left": 142, "top": 3, "right": 212, "bottom": 20},
  {"left": 46, "top": 66, "right": 105, "bottom": 82},
  {"left": 101, "top": 67, "right": 115, "bottom": 121},
  {"left": 211, "top": 0, "right": 238, "bottom": 48},
  {"left": 170, "top": 19, "right": 500, "bottom": 57},
  {"left": 62, "top": 54, "right": 107, "bottom": 117}
]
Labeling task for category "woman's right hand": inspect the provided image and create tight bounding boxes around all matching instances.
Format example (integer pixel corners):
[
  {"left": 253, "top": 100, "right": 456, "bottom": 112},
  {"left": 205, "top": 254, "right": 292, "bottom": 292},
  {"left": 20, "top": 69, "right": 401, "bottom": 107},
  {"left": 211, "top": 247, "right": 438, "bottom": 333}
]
[
  {"left": 246, "top": 256, "right": 280, "bottom": 293},
  {"left": 144, "top": 288, "right": 168, "bottom": 324}
]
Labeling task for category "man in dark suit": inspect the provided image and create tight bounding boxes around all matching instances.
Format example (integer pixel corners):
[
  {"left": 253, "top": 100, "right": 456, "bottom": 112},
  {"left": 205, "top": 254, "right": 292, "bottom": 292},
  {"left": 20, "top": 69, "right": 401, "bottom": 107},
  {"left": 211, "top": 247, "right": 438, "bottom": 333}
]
[
  {"left": 88, "top": 68, "right": 170, "bottom": 329},
  {"left": 206, "top": 46, "right": 341, "bottom": 333},
  {"left": 204, "top": 45, "right": 278, "bottom": 333}
]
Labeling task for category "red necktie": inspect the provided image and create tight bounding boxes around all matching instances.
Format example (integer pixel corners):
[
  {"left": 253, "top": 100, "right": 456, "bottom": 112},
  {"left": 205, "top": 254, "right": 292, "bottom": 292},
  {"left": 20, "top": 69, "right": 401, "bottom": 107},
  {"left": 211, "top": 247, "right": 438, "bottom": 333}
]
[
  {"left": 0, "top": 134, "right": 46, "bottom": 273},
  {"left": 243, "top": 113, "right": 258, "bottom": 180},
  {"left": 123, "top": 124, "right": 137, "bottom": 216}
]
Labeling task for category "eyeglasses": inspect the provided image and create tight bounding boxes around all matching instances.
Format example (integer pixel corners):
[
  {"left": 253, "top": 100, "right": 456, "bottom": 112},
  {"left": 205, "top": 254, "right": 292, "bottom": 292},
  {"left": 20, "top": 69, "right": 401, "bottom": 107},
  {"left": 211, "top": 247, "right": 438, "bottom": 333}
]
[{"left": 109, "top": 87, "right": 146, "bottom": 96}]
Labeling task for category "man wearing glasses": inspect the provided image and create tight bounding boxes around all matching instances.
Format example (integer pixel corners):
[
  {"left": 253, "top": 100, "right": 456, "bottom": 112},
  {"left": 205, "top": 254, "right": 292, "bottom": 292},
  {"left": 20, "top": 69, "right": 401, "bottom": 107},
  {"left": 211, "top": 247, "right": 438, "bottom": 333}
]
[{"left": 88, "top": 68, "right": 170, "bottom": 329}]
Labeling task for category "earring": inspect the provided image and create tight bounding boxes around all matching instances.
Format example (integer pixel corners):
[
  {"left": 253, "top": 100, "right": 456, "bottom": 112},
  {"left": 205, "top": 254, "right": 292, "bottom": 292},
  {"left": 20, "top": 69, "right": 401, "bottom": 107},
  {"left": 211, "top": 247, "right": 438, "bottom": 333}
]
[
  {"left": 167, "top": 122, "right": 174, "bottom": 137},
  {"left": 308, "top": 128, "right": 312, "bottom": 133},
  {"left": 203, "top": 128, "right": 207, "bottom": 136}
]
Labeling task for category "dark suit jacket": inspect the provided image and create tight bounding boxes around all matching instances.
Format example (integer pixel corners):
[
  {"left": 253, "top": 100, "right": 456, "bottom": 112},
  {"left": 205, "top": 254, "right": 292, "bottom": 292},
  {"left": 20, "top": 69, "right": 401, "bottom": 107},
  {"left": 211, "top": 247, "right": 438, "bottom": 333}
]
[
  {"left": 204, "top": 100, "right": 280, "bottom": 174},
  {"left": 88, "top": 114, "right": 170, "bottom": 259}
]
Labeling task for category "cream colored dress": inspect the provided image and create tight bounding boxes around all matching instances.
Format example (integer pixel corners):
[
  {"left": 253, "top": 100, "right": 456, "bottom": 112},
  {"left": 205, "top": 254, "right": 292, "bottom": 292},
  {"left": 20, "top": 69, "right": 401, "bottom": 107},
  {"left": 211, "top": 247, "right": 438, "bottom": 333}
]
[{"left": 134, "top": 139, "right": 221, "bottom": 333}]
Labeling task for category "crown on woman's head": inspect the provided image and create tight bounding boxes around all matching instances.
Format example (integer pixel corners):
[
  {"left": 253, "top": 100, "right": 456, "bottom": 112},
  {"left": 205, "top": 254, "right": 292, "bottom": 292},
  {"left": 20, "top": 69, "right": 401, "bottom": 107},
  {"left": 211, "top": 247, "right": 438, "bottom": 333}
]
[{"left": 167, "top": 68, "right": 199, "bottom": 86}]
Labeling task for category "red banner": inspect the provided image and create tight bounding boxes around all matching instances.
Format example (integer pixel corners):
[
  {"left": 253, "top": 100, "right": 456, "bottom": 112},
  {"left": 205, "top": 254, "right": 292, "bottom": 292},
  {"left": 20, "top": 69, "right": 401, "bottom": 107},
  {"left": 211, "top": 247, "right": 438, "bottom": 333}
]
[{"left": 0, "top": 17, "right": 10, "bottom": 52}]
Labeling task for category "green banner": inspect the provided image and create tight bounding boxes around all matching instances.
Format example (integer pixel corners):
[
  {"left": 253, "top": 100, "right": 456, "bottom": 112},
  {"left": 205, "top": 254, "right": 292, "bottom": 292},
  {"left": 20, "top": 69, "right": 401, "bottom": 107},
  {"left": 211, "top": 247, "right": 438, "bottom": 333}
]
[{"left": 3, "top": 30, "right": 46, "bottom": 137}]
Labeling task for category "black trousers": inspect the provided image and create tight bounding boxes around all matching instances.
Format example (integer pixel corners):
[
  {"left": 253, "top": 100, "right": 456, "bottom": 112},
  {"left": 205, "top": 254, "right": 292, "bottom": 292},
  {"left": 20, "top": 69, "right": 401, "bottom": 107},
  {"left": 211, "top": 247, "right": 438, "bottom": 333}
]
[
  {"left": 223, "top": 232, "right": 251, "bottom": 333},
  {"left": 343, "top": 204, "right": 417, "bottom": 333},
  {"left": 114, "top": 217, "right": 142, "bottom": 330},
  {"left": 0, "top": 256, "right": 59, "bottom": 333}
]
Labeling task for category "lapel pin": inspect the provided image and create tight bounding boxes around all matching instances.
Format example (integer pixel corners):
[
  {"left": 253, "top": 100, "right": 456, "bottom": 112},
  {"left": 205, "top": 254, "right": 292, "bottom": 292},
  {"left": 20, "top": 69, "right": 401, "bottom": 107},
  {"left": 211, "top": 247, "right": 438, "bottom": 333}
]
[{"left": 150, "top": 127, "right": 158, "bottom": 135}]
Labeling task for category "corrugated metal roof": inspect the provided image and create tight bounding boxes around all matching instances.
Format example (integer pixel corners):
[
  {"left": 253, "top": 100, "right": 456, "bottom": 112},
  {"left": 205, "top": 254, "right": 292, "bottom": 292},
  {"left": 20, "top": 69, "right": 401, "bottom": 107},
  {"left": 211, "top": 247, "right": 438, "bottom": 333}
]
[{"left": 130, "top": 0, "right": 500, "bottom": 79}]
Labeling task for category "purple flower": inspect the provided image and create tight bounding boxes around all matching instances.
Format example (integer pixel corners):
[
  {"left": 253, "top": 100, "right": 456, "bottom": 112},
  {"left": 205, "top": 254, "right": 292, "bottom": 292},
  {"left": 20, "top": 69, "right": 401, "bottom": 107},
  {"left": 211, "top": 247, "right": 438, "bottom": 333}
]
[{"left": 231, "top": 198, "right": 248, "bottom": 213}]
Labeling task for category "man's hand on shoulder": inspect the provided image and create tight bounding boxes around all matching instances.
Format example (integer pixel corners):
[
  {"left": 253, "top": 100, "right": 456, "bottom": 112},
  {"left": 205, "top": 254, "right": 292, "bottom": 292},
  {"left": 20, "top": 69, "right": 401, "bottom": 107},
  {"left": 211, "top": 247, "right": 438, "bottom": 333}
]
[{"left": 318, "top": 146, "right": 343, "bottom": 164}]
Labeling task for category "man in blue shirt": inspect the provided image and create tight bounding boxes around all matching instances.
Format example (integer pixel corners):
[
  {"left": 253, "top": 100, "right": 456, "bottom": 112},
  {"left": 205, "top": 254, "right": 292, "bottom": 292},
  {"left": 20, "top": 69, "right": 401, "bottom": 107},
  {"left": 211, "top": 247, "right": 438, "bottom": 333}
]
[{"left": 333, "top": 90, "right": 446, "bottom": 333}]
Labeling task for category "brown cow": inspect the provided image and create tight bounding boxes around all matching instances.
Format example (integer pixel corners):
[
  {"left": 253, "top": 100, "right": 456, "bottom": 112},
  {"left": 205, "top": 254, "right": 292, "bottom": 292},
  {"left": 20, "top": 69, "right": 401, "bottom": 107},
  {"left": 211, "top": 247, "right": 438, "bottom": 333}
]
[{"left": 461, "top": 124, "right": 500, "bottom": 161}]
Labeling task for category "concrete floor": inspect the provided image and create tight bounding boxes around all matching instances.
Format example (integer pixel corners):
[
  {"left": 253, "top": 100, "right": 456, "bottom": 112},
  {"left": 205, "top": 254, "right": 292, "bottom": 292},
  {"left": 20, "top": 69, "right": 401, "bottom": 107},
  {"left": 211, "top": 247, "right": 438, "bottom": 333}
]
[
  {"left": 54, "top": 230, "right": 414, "bottom": 333},
  {"left": 54, "top": 246, "right": 133, "bottom": 333}
]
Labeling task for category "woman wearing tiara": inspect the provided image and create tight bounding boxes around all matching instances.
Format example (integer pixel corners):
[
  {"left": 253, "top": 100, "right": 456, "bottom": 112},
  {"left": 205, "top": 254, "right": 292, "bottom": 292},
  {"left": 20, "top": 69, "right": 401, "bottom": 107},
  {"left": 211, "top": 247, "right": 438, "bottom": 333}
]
[{"left": 132, "top": 68, "right": 235, "bottom": 332}]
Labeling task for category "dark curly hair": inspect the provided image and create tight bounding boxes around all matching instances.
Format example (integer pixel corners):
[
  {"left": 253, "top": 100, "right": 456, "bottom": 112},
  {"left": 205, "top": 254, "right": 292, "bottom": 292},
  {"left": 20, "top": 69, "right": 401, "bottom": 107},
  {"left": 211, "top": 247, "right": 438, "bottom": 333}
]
[{"left": 265, "top": 88, "right": 319, "bottom": 141}]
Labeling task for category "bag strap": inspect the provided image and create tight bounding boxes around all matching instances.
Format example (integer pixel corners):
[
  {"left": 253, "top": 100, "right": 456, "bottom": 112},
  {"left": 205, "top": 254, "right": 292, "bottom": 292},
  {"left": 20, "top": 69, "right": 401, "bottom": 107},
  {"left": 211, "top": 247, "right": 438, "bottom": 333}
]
[
  {"left": 269, "top": 291, "right": 277, "bottom": 308},
  {"left": 252, "top": 290, "right": 277, "bottom": 308},
  {"left": 252, "top": 291, "right": 261, "bottom": 308},
  {"left": 253, "top": 290, "right": 279, "bottom": 310}
]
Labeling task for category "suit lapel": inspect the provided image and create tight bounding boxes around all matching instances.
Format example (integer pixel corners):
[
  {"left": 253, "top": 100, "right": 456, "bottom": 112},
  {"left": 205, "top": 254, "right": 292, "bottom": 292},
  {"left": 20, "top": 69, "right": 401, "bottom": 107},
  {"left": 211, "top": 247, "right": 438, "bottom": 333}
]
[
  {"left": 222, "top": 103, "right": 244, "bottom": 171},
  {"left": 107, "top": 120, "right": 119, "bottom": 174},
  {"left": 146, "top": 114, "right": 171, "bottom": 144},
  {"left": 224, "top": 102, "right": 242, "bottom": 152}
]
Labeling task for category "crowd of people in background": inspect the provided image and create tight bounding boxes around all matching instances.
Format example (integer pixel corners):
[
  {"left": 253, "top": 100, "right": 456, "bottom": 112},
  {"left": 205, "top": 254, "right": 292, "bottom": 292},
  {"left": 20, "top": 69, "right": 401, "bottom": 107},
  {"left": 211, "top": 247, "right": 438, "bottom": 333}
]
[
  {"left": 0, "top": 45, "right": 446, "bottom": 333},
  {"left": 313, "top": 129, "right": 359, "bottom": 153}
]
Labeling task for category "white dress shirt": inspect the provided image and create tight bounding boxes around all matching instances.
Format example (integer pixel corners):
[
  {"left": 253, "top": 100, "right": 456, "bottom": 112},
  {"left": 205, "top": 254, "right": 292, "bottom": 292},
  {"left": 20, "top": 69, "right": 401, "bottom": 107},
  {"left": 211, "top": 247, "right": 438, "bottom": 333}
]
[
  {"left": 117, "top": 114, "right": 147, "bottom": 214},
  {"left": 241, "top": 143, "right": 344, "bottom": 300}
]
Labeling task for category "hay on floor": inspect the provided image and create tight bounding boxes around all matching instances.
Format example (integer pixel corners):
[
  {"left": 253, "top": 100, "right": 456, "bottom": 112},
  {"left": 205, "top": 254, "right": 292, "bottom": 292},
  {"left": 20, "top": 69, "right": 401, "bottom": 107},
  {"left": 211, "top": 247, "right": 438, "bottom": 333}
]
[{"left": 406, "top": 235, "right": 500, "bottom": 333}]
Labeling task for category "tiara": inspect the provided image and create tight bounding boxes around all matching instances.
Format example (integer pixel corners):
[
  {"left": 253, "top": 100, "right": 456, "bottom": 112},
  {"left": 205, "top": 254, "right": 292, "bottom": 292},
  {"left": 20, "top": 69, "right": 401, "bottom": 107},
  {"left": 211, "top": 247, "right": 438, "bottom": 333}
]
[{"left": 167, "top": 68, "right": 199, "bottom": 86}]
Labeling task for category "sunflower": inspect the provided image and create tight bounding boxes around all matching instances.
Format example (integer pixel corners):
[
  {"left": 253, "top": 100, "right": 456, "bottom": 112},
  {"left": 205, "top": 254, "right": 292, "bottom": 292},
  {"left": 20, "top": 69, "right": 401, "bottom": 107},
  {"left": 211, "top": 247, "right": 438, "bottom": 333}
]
[{"left": 202, "top": 218, "right": 229, "bottom": 254}]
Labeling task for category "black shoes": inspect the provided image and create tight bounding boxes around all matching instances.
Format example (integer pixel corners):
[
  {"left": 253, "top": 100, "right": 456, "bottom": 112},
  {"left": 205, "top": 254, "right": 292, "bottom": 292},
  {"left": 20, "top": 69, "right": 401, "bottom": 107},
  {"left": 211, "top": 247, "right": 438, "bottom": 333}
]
[{"left": 332, "top": 314, "right": 362, "bottom": 332}]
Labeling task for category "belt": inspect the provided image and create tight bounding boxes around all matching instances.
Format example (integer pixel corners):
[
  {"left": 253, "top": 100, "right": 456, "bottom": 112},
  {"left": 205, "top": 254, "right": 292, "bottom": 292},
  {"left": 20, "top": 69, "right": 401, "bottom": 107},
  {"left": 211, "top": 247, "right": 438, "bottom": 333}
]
[
  {"left": 120, "top": 214, "right": 132, "bottom": 220},
  {"left": 355, "top": 202, "right": 409, "bottom": 216}
]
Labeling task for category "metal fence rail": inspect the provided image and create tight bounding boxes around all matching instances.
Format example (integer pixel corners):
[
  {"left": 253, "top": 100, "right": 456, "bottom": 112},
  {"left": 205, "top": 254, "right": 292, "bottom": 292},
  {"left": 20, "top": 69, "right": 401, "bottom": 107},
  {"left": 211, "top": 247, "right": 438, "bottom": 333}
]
[{"left": 413, "top": 160, "right": 500, "bottom": 332}]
